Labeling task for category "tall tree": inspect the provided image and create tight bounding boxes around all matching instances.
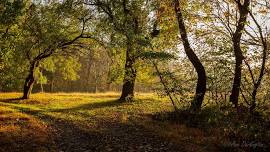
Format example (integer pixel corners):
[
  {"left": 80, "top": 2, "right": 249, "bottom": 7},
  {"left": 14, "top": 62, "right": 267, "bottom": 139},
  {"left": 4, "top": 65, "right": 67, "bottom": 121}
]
[
  {"left": 229, "top": 0, "right": 250, "bottom": 108},
  {"left": 86, "top": 0, "right": 153, "bottom": 102},
  {"left": 173, "top": 0, "right": 207, "bottom": 112},
  {"left": 242, "top": 3, "right": 269, "bottom": 113}
]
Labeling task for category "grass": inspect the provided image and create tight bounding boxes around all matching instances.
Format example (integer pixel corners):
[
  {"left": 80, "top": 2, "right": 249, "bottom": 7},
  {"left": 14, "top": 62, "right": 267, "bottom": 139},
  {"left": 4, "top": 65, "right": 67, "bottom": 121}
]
[{"left": 0, "top": 92, "right": 269, "bottom": 152}]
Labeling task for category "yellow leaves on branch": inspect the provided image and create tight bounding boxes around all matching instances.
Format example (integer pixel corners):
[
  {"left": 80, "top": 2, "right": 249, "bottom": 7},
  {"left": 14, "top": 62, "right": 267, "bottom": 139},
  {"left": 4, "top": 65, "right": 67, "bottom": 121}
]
[
  {"left": 224, "top": 11, "right": 231, "bottom": 18},
  {"left": 258, "top": 8, "right": 269, "bottom": 14}
]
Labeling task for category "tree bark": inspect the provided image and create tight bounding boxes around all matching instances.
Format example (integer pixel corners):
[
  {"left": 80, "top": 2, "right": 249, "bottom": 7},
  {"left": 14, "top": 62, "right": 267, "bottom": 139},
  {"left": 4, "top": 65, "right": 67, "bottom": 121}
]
[
  {"left": 230, "top": 0, "right": 250, "bottom": 107},
  {"left": 40, "top": 83, "right": 44, "bottom": 93},
  {"left": 22, "top": 60, "right": 39, "bottom": 99},
  {"left": 174, "top": 0, "right": 207, "bottom": 112},
  {"left": 119, "top": 42, "right": 137, "bottom": 102}
]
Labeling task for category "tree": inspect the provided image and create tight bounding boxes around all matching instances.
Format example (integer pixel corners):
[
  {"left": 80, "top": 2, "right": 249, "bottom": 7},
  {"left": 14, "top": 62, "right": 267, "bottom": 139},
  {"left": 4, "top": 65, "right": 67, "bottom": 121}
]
[
  {"left": 229, "top": 0, "right": 250, "bottom": 108},
  {"left": 241, "top": 2, "right": 269, "bottom": 113},
  {"left": 207, "top": 0, "right": 269, "bottom": 111},
  {"left": 85, "top": 0, "right": 155, "bottom": 102},
  {"left": 15, "top": 2, "right": 93, "bottom": 99},
  {"left": 173, "top": 0, "right": 207, "bottom": 112}
]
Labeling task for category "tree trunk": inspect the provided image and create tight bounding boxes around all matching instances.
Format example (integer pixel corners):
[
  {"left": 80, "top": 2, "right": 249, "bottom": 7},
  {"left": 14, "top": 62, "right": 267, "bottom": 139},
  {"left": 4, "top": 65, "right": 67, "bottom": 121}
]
[
  {"left": 174, "top": 0, "right": 207, "bottom": 112},
  {"left": 22, "top": 60, "right": 39, "bottom": 99},
  {"left": 40, "top": 83, "right": 44, "bottom": 93},
  {"left": 230, "top": 52, "right": 243, "bottom": 107},
  {"left": 153, "top": 61, "right": 178, "bottom": 111},
  {"left": 250, "top": 46, "right": 267, "bottom": 113},
  {"left": 229, "top": 0, "right": 250, "bottom": 107},
  {"left": 250, "top": 88, "right": 258, "bottom": 112},
  {"left": 50, "top": 76, "right": 54, "bottom": 92},
  {"left": 249, "top": 11, "right": 268, "bottom": 113},
  {"left": 119, "top": 43, "right": 137, "bottom": 102}
]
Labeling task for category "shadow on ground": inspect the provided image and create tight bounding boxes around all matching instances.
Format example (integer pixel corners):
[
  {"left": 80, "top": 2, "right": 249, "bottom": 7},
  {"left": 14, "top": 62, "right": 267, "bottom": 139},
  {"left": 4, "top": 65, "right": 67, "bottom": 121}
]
[
  {"left": 0, "top": 99, "right": 184, "bottom": 152},
  {"left": 51, "top": 99, "right": 121, "bottom": 113}
]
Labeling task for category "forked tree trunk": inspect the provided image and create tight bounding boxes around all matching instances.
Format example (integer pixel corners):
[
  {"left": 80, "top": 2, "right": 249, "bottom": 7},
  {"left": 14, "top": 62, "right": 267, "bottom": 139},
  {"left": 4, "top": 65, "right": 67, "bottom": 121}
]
[
  {"left": 119, "top": 43, "right": 137, "bottom": 102},
  {"left": 22, "top": 60, "right": 39, "bottom": 99},
  {"left": 229, "top": 0, "right": 250, "bottom": 107},
  {"left": 174, "top": 0, "right": 207, "bottom": 112}
]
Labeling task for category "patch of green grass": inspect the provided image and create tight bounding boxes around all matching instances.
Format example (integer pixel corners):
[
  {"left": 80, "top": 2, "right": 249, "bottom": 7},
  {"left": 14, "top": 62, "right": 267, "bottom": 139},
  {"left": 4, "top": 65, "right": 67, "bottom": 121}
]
[{"left": 0, "top": 92, "right": 174, "bottom": 130}]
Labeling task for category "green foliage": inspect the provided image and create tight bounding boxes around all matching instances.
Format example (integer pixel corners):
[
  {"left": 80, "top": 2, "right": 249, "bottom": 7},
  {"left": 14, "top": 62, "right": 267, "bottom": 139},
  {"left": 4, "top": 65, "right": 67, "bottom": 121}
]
[
  {"left": 0, "top": 0, "right": 24, "bottom": 27},
  {"left": 139, "top": 51, "right": 176, "bottom": 60},
  {"left": 0, "top": 1, "right": 89, "bottom": 92},
  {"left": 57, "top": 56, "right": 81, "bottom": 81}
]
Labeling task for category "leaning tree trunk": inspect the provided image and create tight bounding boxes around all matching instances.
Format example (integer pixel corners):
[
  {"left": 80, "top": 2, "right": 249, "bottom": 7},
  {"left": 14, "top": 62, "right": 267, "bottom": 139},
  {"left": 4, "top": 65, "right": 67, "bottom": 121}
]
[
  {"left": 250, "top": 42, "right": 267, "bottom": 113},
  {"left": 22, "top": 60, "right": 39, "bottom": 99},
  {"left": 119, "top": 43, "right": 137, "bottom": 102},
  {"left": 229, "top": 0, "right": 250, "bottom": 108},
  {"left": 174, "top": 0, "right": 207, "bottom": 112},
  {"left": 248, "top": 11, "right": 268, "bottom": 113}
]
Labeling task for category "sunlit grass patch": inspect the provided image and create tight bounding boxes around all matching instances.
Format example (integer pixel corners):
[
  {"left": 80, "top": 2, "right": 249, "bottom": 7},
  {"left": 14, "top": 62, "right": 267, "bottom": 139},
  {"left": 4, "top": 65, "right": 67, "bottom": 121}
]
[
  {"left": 0, "top": 93, "right": 22, "bottom": 101},
  {"left": 0, "top": 92, "right": 174, "bottom": 131}
]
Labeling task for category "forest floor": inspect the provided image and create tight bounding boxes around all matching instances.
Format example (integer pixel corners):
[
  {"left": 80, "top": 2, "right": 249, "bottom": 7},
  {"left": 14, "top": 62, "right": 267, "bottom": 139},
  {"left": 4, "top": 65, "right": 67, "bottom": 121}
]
[{"left": 0, "top": 93, "right": 269, "bottom": 152}]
